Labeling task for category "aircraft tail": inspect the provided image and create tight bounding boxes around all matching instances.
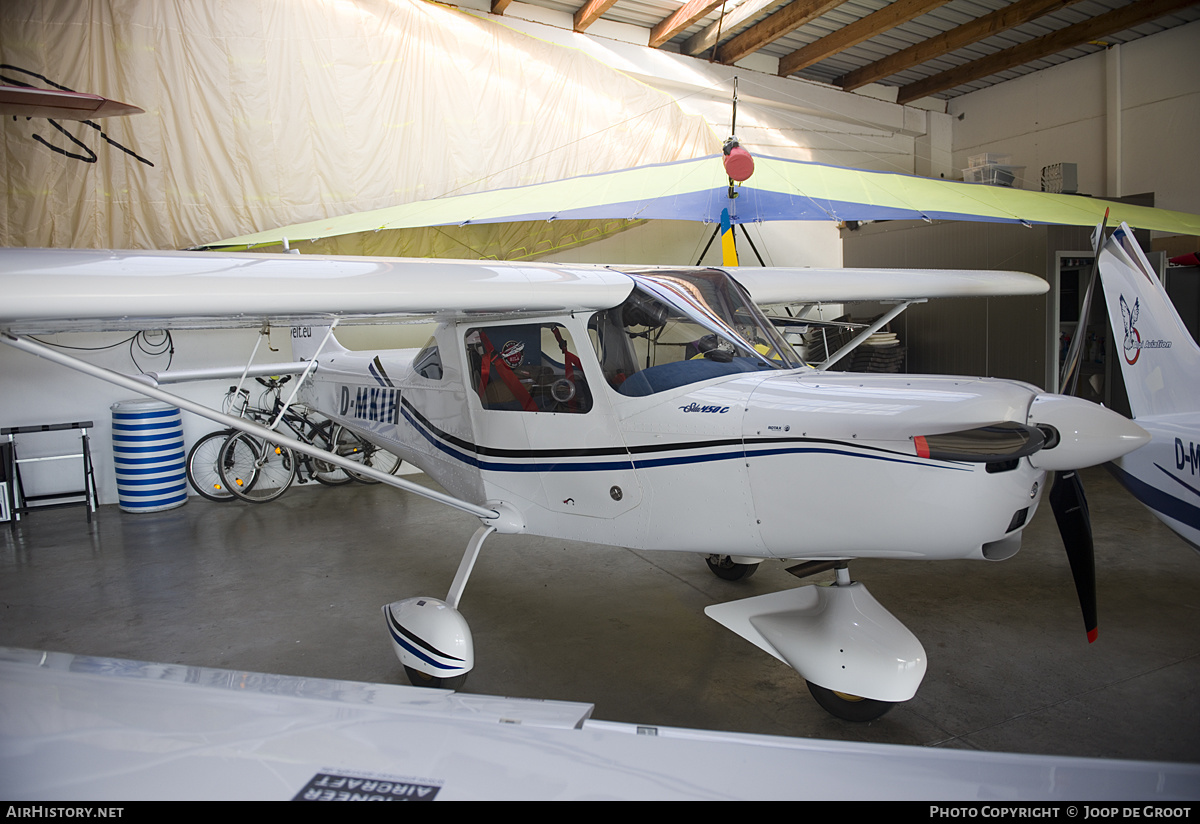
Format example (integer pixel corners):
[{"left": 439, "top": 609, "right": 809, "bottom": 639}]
[
  {"left": 290, "top": 324, "right": 347, "bottom": 362},
  {"left": 1098, "top": 224, "right": 1200, "bottom": 419}
]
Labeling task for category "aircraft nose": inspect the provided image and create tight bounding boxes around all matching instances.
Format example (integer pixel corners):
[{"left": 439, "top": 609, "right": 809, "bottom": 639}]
[{"left": 1027, "top": 394, "right": 1150, "bottom": 471}]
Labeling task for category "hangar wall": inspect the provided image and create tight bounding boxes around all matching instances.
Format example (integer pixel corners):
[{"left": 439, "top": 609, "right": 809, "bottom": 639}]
[
  {"left": 948, "top": 19, "right": 1200, "bottom": 222},
  {"left": 0, "top": 0, "right": 719, "bottom": 253}
]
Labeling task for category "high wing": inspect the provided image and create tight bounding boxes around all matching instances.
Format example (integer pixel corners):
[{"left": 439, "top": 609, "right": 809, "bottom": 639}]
[
  {"left": 0, "top": 248, "right": 1046, "bottom": 334},
  {"left": 730, "top": 265, "right": 1046, "bottom": 304},
  {"left": 0, "top": 249, "right": 631, "bottom": 333}
]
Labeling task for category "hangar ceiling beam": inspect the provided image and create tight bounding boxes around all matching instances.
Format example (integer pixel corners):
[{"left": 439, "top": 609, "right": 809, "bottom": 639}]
[
  {"left": 650, "top": 0, "right": 730, "bottom": 48},
  {"left": 778, "top": 0, "right": 954, "bottom": 78},
  {"left": 682, "top": 0, "right": 786, "bottom": 56},
  {"left": 835, "top": 0, "right": 1086, "bottom": 91},
  {"left": 896, "top": 0, "right": 1200, "bottom": 104},
  {"left": 716, "top": 0, "right": 846, "bottom": 65},
  {"left": 574, "top": 0, "right": 621, "bottom": 31}
]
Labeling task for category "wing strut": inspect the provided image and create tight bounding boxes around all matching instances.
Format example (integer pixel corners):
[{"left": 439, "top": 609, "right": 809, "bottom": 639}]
[
  {"left": 0, "top": 332, "right": 499, "bottom": 521},
  {"left": 269, "top": 321, "right": 337, "bottom": 430},
  {"left": 817, "top": 299, "right": 923, "bottom": 370}
]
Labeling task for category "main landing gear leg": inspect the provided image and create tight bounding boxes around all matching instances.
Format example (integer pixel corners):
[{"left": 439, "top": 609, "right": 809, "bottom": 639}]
[{"left": 383, "top": 525, "right": 496, "bottom": 691}]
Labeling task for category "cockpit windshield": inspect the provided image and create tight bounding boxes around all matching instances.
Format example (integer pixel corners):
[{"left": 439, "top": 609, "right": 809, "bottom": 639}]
[{"left": 587, "top": 269, "right": 802, "bottom": 397}]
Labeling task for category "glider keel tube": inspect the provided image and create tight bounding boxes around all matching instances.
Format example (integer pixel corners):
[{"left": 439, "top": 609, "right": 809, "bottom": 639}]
[{"left": 0, "top": 333, "right": 498, "bottom": 521}]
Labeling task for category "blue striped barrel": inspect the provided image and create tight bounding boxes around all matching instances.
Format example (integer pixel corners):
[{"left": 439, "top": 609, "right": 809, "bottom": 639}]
[{"left": 110, "top": 400, "right": 187, "bottom": 513}]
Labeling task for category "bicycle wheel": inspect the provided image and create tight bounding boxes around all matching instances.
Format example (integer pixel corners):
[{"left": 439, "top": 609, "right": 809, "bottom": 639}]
[
  {"left": 332, "top": 425, "right": 402, "bottom": 484},
  {"left": 304, "top": 414, "right": 353, "bottom": 486},
  {"left": 186, "top": 430, "right": 237, "bottom": 502},
  {"left": 218, "top": 432, "right": 297, "bottom": 503},
  {"left": 311, "top": 453, "right": 353, "bottom": 486}
]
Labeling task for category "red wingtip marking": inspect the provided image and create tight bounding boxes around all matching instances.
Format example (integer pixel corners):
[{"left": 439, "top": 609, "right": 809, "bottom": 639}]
[
  {"left": 914, "top": 436, "right": 930, "bottom": 459},
  {"left": 1087, "top": 627, "right": 1098, "bottom": 644}
]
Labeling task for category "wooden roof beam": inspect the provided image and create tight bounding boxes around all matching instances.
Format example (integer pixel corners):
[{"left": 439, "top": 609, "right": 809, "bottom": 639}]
[
  {"left": 778, "top": 0, "right": 954, "bottom": 77},
  {"left": 896, "top": 0, "right": 1200, "bottom": 104},
  {"left": 837, "top": 0, "right": 1086, "bottom": 90},
  {"left": 491, "top": 0, "right": 514, "bottom": 14},
  {"left": 650, "top": 0, "right": 730, "bottom": 48},
  {"left": 574, "top": 0, "right": 620, "bottom": 32},
  {"left": 683, "top": 0, "right": 787, "bottom": 56},
  {"left": 716, "top": 0, "right": 847, "bottom": 65}
]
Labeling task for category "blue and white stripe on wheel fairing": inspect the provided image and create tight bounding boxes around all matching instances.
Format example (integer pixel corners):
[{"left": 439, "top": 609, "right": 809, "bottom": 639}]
[{"left": 385, "top": 606, "right": 465, "bottom": 672}]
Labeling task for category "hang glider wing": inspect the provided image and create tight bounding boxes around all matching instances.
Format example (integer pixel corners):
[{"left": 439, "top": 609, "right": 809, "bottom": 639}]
[
  {"left": 0, "top": 248, "right": 1046, "bottom": 335},
  {"left": 197, "top": 154, "right": 1200, "bottom": 251},
  {"left": 0, "top": 85, "right": 144, "bottom": 119}
]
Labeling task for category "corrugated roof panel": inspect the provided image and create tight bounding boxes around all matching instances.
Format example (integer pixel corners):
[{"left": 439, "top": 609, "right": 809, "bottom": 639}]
[{"left": 501, "top": 0, "right": 1200, "bottom": 99}]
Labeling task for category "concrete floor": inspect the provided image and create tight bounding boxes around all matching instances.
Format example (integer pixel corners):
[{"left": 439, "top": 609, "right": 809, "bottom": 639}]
[{"left": 2, "top": 466, "right": 1198, "bottom": 765}]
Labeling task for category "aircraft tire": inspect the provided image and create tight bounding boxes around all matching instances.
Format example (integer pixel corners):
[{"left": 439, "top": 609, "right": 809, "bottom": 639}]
[
  {"left": 806, "top": 681, "right": 896, "bottom": 722},
  {"left": 404, "top": 665, "right": 468, "bottom": 691},
  {"left": 705, "top": 555, "right": 760, "bottom": 581},
  {"left": 186, "top": 430, "right": 236, "bottom": 502}
]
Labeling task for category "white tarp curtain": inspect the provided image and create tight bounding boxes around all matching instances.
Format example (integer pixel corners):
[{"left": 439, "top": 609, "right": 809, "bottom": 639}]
[{"left": 0, "top": 0, "right": 719, "bottom": 255}]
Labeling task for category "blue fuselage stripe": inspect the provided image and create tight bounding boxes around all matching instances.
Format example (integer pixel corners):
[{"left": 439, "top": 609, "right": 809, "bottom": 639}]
[
  {"left": 398, "top": 405, "right": 965, "bottom": 474},
  {"left": 1108, "top": 462, "right": 1200, "bottom": 531}
]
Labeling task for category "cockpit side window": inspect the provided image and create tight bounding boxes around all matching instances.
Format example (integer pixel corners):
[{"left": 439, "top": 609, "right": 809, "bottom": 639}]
[
  {"left": 413, "top": 337, "right": 443, "bottom": 380},
  {"left": 465, "top": 323, "right": 593, "bottom": 413}
]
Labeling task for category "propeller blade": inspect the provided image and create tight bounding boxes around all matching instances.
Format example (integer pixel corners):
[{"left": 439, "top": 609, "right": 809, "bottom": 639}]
[
  {"left": 1050, "top": 468, "right": 1098, "bottom": 643},
  {"left": 1048, "top": 209, "right": 1108, "bottom": 644}
]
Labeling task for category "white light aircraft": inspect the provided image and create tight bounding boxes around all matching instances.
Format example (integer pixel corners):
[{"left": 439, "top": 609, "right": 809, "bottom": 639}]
[
  {"left": 0, "top": 249, "right": 1150, "bottom": 720},
  {"left": 1096, "top": 224, "right": 1200, "bottom": 551}
]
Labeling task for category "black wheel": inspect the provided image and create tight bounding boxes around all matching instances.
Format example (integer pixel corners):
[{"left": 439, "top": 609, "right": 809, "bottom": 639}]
[
  {"left": 705, "top": 555, "right": 760, "bottom": 581},
  {"left": 186, "top": 430, "right": 237, "bottom": 502},
  {"left": 404, "top": 665, "right": 467, "bottom": 691},
  {"left": 332, "top": 424, "right": 402, "bottom": 484},
  {"left": 806, "top": 681, "right": 897, "bottom": 722},
  {"left": 218, "top": 432, "right": 297, "bottom": 503}
]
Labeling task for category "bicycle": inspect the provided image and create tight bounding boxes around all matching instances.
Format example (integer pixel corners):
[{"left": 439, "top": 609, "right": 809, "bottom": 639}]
[
  {"left": 186, "top": 378, "right": 352, "bottom": 503},
  {"left": 330, "top": 424, "right": 403, "bottom": 483},
  {"left": 220, "top": 377, "right": 359, "bottom": 502}
]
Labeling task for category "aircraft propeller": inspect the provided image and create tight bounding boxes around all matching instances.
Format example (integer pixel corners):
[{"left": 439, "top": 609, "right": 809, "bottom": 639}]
[{"left": 1050, "top": 210, "right": 1109, "bottom": 643}]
